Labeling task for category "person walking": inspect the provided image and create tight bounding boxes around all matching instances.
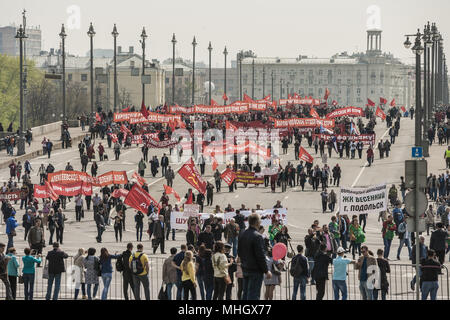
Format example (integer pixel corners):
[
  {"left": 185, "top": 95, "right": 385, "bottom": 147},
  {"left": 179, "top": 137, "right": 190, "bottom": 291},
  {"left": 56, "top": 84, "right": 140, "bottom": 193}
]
[
  {"left": 163, "top": 247, "right": 178, "bottom": 300},
  {"left": 27, "top": 218, "right": 45, "bottom": 265},
  {"left": 6, "top": 247, "right": 19, "bottom": 299},
  {"left": 6, "top": 211, "right": 18, "bottom": 250},
  {"left": 180, "top": 250, "right": 197, "bottom": 300},
  {"left": 320, "top": 188, "right": 328, "bottom": 213},
  {"left": 312, "top": 243, "right": 332, "bottom": 300},
  {"left": 430, "top": 222, "right": 448, "bottom": 265},
  {"left": 95, "top": 210, "right": 106, "bottom": 243},
  {"left": 290, "top": 244, "right": 309, "bottom": 300},
  {"left": 332, "top": 247, "right": 355, "bottom": 300},
  {"left": 396, "top": 220, "right": 412, "bottom": 260},
  {"left": 349, "top": 220, "right": 364, "bottom": 260},
  {"left": 45, "top": 242, "right": 69, "bottom": 300},
  {"left": 130, "top": 243, "right": 150, "bottom": 300},
  {"left": 212, "top": 241, "right": 232, "bottom": 300},
  {"left": 117, "top": 243, "right": 135, "bottom": 300},
  {"left": 0, "top": 243, "right": 13, "bottom": 300},
  {"left": 22, "top": 247, "right": 41, "bottom": 300},
  {"left": 382, "top": 215, "right": 397, "bottom": 260},
  {"left": 355, "top": 245, "right": 377, "bottom": 300},
  {"left": 152, "top": 215, "right": 166, "bottom": 254},
  {"left": 55, "top": 209, "right": 66, "bottom": 245},
  {"left": 172, "top": 244, "right": 187, "bottom": 300},
  {"left": 73, "top": 248, "right": 87, "bottom": 300},
  {"left": 99, "top": 248, "right": 120, "bottom": 300},
  {"left": 75, "top": 194, "right": 84, "bottom": 222},
  {"left": 421, "top": 249, "right": 442, "bottom": 300},
  {"left": 135, "top": 211, "right": 144, "bottom": 242},
  {"left": 84, "top": 247, "right": 100, "bottom": 300},
  {"left": 138, "top": 158, "right": 146, "bottom": 177},
  {"left": 113, "top": 212, "right": 123, "bottom": 242},
  {"left": 373, "top": 249, "right": 390, "bottom": 300}
]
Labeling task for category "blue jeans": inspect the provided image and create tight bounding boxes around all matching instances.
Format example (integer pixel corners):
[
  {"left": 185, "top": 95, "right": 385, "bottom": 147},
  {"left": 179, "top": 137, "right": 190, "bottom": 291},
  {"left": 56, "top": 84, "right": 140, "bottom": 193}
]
[
  {"left": 136, "top": 223, "right": 143, "bottom": 241},
  {"left": 359, "top": 281, "right": 373, "bottom": 300},
  {"left": 87, "top": 283, "right": 99, "bottom": 300},
  {"left": 227, "top": 237, "right": 238, "bottom": 258},
  {"left": 373, "top": 288, "right": 387, "bottom": 300},
  {"left": 197, "top": 274, "right": 205, "bottom": 300},
  {"left": 307, "top": 258, "right": 315, "bottom": 284},
  {"left": 242, "top": 272, "right": 264, "bottom": 300},
  {"left": 332, "top": 280, "right": 348, "bottom": 300},
  {"left": 397, "top": 238, "right": 412, "bottom": 259},
  {"left": 204, "top": 276, "right": 214, "bottom": 300},
  {"left": 421, "top": 281, "right": 439, "bottom": 300},
  {"left": 383, "top": 238, "right": 392, "bottom": 259},
  {"left": 175, "top": 277, "right": 184, "bottom": 300},
  {"left": 45, "top": 273, "right": 61, "bottom": 300},
  {"left": 101, "top": 273, "right": 112, "bottom": 300},
  {"left": 166, "top": 283, "right": 174, "bottom": 300},
  {"left": 292, "top": 276, "right": 307, "bottom": 300},
  {"left": 7, "top": 234, "right": 14, "bottom": 250},
  {"left": 23, "top": 273, "right": 35, "bottom": 300}
]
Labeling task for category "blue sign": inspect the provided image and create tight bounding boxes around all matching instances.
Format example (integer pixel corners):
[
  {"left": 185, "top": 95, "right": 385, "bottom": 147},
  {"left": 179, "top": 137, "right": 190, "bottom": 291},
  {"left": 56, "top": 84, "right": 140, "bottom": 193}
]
[{"left": 412, "top": 147, "right": 423, "bottom": 158}]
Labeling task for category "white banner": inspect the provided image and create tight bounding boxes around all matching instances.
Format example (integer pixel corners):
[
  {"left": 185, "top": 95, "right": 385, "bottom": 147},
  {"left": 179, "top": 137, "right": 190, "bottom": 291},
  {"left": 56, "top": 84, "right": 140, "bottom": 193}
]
[
  {"left": 171, "top": 208, "right": 288, "bottom": 231},
  {"left": 339, "top": 184, "right": 387, "bottom": 215}
]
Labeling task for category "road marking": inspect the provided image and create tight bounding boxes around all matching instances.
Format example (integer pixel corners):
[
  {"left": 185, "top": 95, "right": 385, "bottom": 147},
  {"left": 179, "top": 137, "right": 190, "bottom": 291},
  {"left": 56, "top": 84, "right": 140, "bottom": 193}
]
[
  {"left": 288, "top": 223, "right": 300, "bottom": 229},
  {"left": 351, "top": 126, "right": 391, "bottom": 188},
  {"left": 234, "top": 194, "right": 239, "bottom": 198},
  {"left": 284, "top": 196, "right": 289, "bottom": 199}
]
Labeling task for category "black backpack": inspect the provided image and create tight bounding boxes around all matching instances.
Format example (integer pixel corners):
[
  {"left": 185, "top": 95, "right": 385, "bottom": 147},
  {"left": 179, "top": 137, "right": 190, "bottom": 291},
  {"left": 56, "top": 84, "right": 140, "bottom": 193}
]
[
  {"left": 131, "top": 253, "right": 144, "bottom": 275},
  {"left": 115, "top": 254, "right": 124, "bottom": 272},
  {"left": 290, "top": 255, "right": 304, "bottom": 278}
]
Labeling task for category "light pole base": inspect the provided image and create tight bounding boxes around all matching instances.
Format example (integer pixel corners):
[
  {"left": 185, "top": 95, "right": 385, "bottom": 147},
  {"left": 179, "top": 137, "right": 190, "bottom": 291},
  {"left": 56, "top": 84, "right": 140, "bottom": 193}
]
[
  {"left": 422, "top": 140, "right": 430, "bottom": 157},
  {"left": 16, "top": 136, "right": 25, "bottom": 156}
]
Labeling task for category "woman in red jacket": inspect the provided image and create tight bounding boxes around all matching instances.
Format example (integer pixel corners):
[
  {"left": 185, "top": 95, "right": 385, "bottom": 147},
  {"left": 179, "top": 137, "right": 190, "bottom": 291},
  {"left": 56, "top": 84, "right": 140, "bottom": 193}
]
[{"left": 366, "top": 146, "right": 374, "bottom": 167}]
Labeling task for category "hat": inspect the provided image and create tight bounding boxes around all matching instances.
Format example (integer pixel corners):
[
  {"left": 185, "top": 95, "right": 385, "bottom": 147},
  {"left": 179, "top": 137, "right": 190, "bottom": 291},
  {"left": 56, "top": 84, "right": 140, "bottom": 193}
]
[
  {"left": 337, "top": 247, "right": 345, "bottom": 254},
  {"left": 224, "top": 243, "right": 232, "bottom": 249}
]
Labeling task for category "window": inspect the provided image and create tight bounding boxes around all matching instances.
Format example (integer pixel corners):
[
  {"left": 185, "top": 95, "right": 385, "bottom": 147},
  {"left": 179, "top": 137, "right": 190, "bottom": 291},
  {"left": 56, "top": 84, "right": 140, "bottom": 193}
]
[
  {"left": 337, "top": 79, "right": 341, "bottom": 85},
  {"left": 357, "top": 88, "right": 361, "bottom": 95},
  {"left": 300, "top": 70, "right": 304, "bottom": 75},
  {"left": 347, "top": 79, "right": 351, "bottom": 85},
  {"left": 309, "top": 70, "right": 313, "bottom": 76},
  {"left": 300, "top": 79, "right": 304, "bottom": 85},
  {"left": 81, "top": 74, "right": 88, "bottom": 82},
  {"left": 318, "top": 70, "right": 323, "bottom": 76},
  {"left": 68, "top": 74, "right": 72, "bottom": 81}
]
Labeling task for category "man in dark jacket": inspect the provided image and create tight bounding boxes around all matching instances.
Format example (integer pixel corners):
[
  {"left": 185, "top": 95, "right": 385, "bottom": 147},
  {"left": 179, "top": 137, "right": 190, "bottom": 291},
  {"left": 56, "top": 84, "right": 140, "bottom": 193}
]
[
  {"left": 161, "top": 153, "right": 169, "bottom": 177},
  {"left": 429, "top": 223, "right": 448, "bottom": 264},
  {"left": 291, "top": 245, "right": 309, "bottom": 300},
  {"left": 421, "top": 249, "right": 442, "bottom": 300},
  {"left": 238, "top": 213, "right": 272, "bottom": 300},
  {"left": 45, "top": 242, "right": 68, "bottom": 300},
  {"left": 152, "top": 215, "right": 166, "bottom": 254},
  {"left": 121, "top": 243, "right": 135, "bottom": 300},
  {"left": 304, "top": 228, "right": 321, "bottom": 284},
  {"left": 197, "top": 224, "right": 214, "bottom": 250},
  {"left": 312, "top": 243, "right": 332, "bottom": 300}
]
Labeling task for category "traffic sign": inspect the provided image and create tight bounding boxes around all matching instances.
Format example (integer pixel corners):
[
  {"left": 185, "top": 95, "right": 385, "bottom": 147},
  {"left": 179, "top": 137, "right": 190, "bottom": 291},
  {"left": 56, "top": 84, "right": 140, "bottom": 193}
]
[
  {"left": 405, "top": 160, "right": 427, "bottom": 189},
  {"left": 412, "top": 147, "right": 423, "bottom": 158},
  {"left": 404, "top": 190, "right": 427, "bottom": 217},
  {"left": 407, "top": 217, "right": 426, "bottom": 233}
]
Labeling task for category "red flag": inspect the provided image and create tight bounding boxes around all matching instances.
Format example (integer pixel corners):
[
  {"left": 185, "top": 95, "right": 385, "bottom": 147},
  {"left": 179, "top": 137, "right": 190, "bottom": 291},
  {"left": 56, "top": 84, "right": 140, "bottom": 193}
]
[
  {"left": 212, "top": 156, "right": 218, "bottom": 171},
  {"left": 243, "top": 93, "right": 253, "bottom": 102},
  {"left": 310, "top": 107, "right": 319, "bottom": 119},
  {"left": 298, "top": 147, "right": 314, "bottom": 164},
  {"left": 380, "top": 97, "right": 387, "bottom": 105},
  {"left": 185, "top": 191, "right": 193, "bottom": 204},
  {"left": 164, "top": 185, "right": 181, "bottom": 202},
  {"left": 263, "top": 94, "right": 271, "bottom": 101},
  {"left": 220, "top": 168, "right": 236, "bottom": 186},
  {"left": 34, "top": 185, "right": 49, "bottom": 199},
  {"left": 222, "top": 93, "right": 228, "bottom": 101},
  {"left": 95, "top": 112, "right": 102, "bottom": 122},
  {"left": 120, "top": 124, "right": 132, "bottom": 136},
  {"left": 132, "top": 171, "right": 146, "bottom": 186},
  {"left": 45, "top": 181, "right": 59, "bottom": 201},
  {"left": 211, "top": 99, "right": 218, "bottom": 106},
  {"left": 225, "top": 121, "right": 238, "bottom": 131},
  {"left": 122, "top": 106, "right": 130, "bottom": 113},
  {"left": 288, "top": 94, "right": 292, "bottom": 99},
  {"left": 332, "top": 100, "right": 338, "bottom": 106},
  {"left": 324, "top": 88, "right": 330, "bottom": 100},
  {"left": 390, "top": 99, "right": 396, "bottom": 107},
  {"left": 293, "top": 93, "right": 299, "bottom": 99},
  {"left": 367, "top": 98, "right": 376, "bottom": 107},
  {"left": 112, "top": 188, "right": 129, "bottom": 198},
  {"left": 124, "top": 183, "right": 161, "bottom": 212},
  {"left": 376, "top": 106, "right": 386, "bottom": 120},
  {"left": 401, "top": 106, "right": 406, "bottom": 113},
  {"left": 140, "top": 100, "right": 149, "bottom": 118},
  {"left": 178, "top": 158, "right": 207, "bottom": 194}
]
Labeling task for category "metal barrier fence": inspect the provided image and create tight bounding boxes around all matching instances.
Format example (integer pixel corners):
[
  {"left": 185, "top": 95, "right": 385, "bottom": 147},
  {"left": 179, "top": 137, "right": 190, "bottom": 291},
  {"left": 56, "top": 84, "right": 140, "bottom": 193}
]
[{"left": 0, "top": 255, "right": 448, "bottom": 300}]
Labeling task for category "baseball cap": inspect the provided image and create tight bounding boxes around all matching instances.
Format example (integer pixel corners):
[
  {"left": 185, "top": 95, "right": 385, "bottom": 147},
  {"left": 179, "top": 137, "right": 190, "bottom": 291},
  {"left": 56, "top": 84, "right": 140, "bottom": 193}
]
[{"left": 337, "top": 247, "right": 345, "bottom": 254}]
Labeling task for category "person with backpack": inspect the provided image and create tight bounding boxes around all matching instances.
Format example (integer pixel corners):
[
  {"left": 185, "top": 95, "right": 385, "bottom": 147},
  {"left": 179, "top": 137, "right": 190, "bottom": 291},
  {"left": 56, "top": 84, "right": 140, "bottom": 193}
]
[
  {"left": 116, "top": 243, "right": 135, "bottom": 300},
  {"left": 396, "top": 220, "right": 412, "bottom": 260},
  {"left": 84, "top": 247, "right": 100, "bottom": 300},
  {"left": 129, "top": 243, "right": 150, "bottom": 300},
  {"left": 45, "top": 242, "right": 69, "bottom": 300},
  {"left": 332, "top": 247, "right": 355, "bottom": 300},
  {"left": 290, "top": 244, "right": 309, "bottom": 300}
]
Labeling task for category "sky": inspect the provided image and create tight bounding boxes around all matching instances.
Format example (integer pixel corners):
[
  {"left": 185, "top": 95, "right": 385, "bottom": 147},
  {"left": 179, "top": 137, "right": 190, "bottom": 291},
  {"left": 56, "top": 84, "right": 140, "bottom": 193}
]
[{"left": 1, "top": 0, "right": 449, "bottom": 67}]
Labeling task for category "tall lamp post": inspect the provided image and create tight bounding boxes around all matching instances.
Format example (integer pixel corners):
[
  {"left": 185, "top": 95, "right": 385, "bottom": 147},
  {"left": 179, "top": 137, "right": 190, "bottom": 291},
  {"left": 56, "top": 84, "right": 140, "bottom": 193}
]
[
  {"left": 223, "top": 46, "right": 228, "bottom": 105},
  {"left": 22, "top": 10, "right": 27, "bottom": 131},
  {"left": 208, "top": 42, "right": 212, "bottom": 106},
  {"left": 238, "top": 51, "right": 243, "bottom": 100},
  {"left": 140, "top": 27, "right": 148, "bottom": 106},
  {"left": 87, "top": 23, "right": 95, "bottom": 117},
  {"left": 171, "top": 33, "right": 176, "bottom": 105},
  {"left": 15, "top": 25, "right": 26, "bottom": 156},
  {"left": 271, "top": 71, "right": 274, "bottom": 100},
  {"left": 192, "top": 36, "right": 197, "bottom": 105},
  {"left": 262, "top": 65, "right": 265, "bottom": 98},
  {"left": 404, "top": 29, "right": 424, "bottom": 301},
  {"left": 112, "top": 24, "right": 119, "bottom": 113},
  {"left": 59, "top": 24, "right": 67, "bottom": 139},
  {"left": 251, "top": 58, "right": 255, "bottom": 99}
]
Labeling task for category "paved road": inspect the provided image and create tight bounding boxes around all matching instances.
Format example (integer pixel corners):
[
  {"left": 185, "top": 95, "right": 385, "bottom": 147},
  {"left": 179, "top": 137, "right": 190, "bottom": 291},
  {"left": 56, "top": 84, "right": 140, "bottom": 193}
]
[{"left": 0, "top": 116, "right": 448, "bottom": 300}]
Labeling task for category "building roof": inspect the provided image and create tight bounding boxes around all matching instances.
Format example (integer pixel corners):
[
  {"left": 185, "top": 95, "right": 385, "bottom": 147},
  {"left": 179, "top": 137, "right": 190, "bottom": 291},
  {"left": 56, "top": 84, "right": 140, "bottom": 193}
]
[{"left": 241, "top": 56, "right": 359, "bottom": 65}]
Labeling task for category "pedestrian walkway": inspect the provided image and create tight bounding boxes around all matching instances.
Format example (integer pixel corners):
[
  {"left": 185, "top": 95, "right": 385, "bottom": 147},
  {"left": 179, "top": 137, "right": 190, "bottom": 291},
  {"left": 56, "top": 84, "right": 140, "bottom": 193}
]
[{"left": 0, "top": 126, "right": 86, "bottom": 170}]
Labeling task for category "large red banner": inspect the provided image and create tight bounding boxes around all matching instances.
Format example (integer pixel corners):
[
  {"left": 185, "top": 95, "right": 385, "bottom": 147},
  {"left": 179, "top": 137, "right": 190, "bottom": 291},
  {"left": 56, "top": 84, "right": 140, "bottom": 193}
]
[
  {"left": 298, "top": 147, "right": 314, "bottom": 163},
  {"left": 169, "top": 104, "right": 250, "bottom": 115},
  {"left": 278, "top": 98, "right": 321, "bottom": 106},
  {"left": 113, "top": 112, "right": 181, "bottom": 124},
  {"left": 0, "top": 191, "right": 21, "bottom": 201},
  {"left": 312, "top": 133, "right": 376, "bottom": 145},
  {"left": 47, "top": 170, "right": 128, "bottom": 187},
  {"left": 220, "top": 169, "right": 237, "bottom": 186},
  {"left": 270, "top": 117, "right": 334, "bottom": 128},
  {"left": 124, "top": 184, "right": 161, "bottom": 212},
  {"left": 178, "top": 158, "right": 207, "bottom": 194},
  {"left": 326, "top": 107, "right": 364, "bottom": 119}
]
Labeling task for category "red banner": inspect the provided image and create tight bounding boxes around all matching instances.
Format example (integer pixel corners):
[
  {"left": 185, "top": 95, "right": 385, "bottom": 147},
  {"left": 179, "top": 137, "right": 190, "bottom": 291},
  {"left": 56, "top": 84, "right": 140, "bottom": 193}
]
[
  {"left": 146, "top": 138, "right": 179, "bottom": 149},
  {"left": 132, "top": 172, "right": 147, "bottom": 186},
  {"left": 81, "top": 182, "right": 92, "bottom": 196},
  {"left": 178, "top": 158, "right": 207, "bottom": 194},
  {"left": 51, "top": 181, "right": 83, "bottom": 196},
  {"left": 124, "top": 184, "right": 161, "bottom": 212},
  {"left": 270, "top": 117, "right": 334, "bottom": 128},
  {"left": 220, "top": 169, "right": 236, "bottom": 186},
  {"left": 113, "top": 112, "right": 181, "bottom": 124},
  {"left": 234, "top": 171, "right": 264, "bottom": 184},
  {"left": 299, "top": 147, "right": 314, "bottom": 164},
  {"left": 164, "top": 185, "right": 181, "bottom": 202},
  {"left": 367, "top": 98, "right": 376, "bottom": 107},
  {"left": 112, "top": 188, "right": 129, "bottom": 198},
  {"left": 325, "top": 107, "right": 364, "bottom": 119},
  {"left": 48, "top": 170, "right": 128, "bottom": 187},
  {"left": 312, "top": 133, "right": 376, "bottom": 145},
  {"left": 96, "top": 171, "right": 128, "bottom": 186},
  {"left": 169, "top": 104, "right": 250, "bottom": 115},
  {"left": 401, "top": 106, "right": 406, "bottom": 113},
  {"left": 45, "top": 181, "right": 59, "bottom": 201},
  {"left": 279, "top": 98, "right": 320, "bottom": 106},
  {"left": 0, "top": 191, "right": 21, "bottom": 201},
  {"left": 376, "top": 107, "right": 386, "bottom": 120},
  {"left": 33, "top": 185, "right": 48, "bottom": 199}
]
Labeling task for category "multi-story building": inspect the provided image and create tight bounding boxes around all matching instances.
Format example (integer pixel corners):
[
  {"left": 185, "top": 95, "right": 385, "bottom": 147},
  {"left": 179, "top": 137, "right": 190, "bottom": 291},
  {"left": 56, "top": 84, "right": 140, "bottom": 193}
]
[
  {"left": 0, "top": 25, "right": 42, "bottom": 56},
  {"left": 240, "top": 30, "right": 415, "bottom": 108},
  {"left": 30, "top": 46, "right": 165, "bottom": 111}
]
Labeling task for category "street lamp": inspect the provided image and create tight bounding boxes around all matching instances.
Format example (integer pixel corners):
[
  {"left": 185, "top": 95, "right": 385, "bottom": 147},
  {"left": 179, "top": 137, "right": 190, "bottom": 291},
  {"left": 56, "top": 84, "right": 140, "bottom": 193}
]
[
  {"left": 59, "top": 24, "right": 67, "bottom": 140},
  {"left": 262, "top": 65, "right": 266, "bottom": 99},
  {"left": 223, "top": 46, "right": 228, "bottom": 105},
  {"left": 238, "top": 51, "right": 243, "bottom": 100},
  {"left": 251, "top": 58, "right": 255, "bottom": 99},
  {"left": 140, "top": 27, "right": 148, "bottom": 106},
  {"left": 15, "top": 25, "right": 26, "bottom": 156},
  {"left": 171, "top": 33, "right": 176, "bottom": 105},
  {"left": 87, "top": 23, "right": 95, "bottom": 117},
  {"left": 208, "top": 41, "right": 212, "bottom": 106},
  {"left": 192, "top": 36, "right": 197, "bottom": 105},
  {"left": 112, "top": 24, "right": 119, "bottom": 113}
]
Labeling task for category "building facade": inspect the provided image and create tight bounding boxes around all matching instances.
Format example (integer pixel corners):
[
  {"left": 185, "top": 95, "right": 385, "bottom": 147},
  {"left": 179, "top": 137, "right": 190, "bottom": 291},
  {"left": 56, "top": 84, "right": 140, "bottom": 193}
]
[{"left": 0, "top": 26, "right": 42, "bottom": 56}]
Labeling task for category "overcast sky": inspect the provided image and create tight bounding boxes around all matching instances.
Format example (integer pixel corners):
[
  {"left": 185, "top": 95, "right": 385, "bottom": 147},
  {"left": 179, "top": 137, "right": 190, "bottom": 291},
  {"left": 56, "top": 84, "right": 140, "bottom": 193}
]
[{"left": 1, "top": 0, "right": 449, "bottom": 66}]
